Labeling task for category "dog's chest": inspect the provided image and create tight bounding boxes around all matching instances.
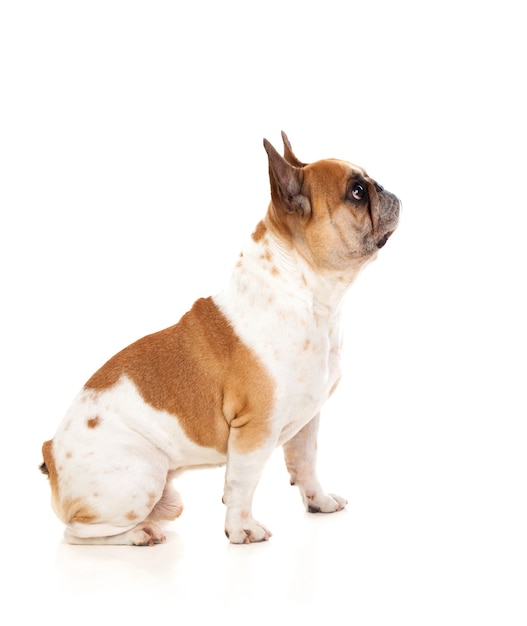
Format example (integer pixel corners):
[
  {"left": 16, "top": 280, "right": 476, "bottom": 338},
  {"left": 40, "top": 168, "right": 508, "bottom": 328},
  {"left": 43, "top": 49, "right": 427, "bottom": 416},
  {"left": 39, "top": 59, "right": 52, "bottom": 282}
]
[
  {"left": 215, "top": 247, "right": 344, "bottom": 439},
  {"left": 270, "top": 314, "right": 342, "bottom": 442}
]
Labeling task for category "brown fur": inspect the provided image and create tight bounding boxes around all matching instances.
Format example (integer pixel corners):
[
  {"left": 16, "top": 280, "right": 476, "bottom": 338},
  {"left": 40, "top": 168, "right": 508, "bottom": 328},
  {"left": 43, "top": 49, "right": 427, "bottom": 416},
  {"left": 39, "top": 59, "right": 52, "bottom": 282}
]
[
  {"left": 251, "top": 220, "right": 267, "bottom": 242},
  {"left": 267, "top": 159, "right": 371, "bottom": 271},
  {"left": 41, "top": 440, "right": 59, "bottom": 508},
  {"left": 66, "top": 500, "right": 99, "bottom": 524},
  {"left": 84, "top": 297, "right": 274, "bottom": 454}
]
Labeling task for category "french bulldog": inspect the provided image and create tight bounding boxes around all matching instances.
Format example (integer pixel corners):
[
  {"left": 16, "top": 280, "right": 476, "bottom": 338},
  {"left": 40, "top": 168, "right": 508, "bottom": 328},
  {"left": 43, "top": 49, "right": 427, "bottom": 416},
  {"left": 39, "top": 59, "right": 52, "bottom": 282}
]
[{"left": 40, "top": 132, "right": 400, "bottom": 545}]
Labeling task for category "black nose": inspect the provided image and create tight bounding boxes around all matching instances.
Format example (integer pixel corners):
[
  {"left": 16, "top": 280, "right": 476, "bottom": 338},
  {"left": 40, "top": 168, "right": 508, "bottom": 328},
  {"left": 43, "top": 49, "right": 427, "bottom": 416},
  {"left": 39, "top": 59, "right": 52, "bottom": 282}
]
[{"left": 374, "top": 182, "right": 384, "bottom": 192}]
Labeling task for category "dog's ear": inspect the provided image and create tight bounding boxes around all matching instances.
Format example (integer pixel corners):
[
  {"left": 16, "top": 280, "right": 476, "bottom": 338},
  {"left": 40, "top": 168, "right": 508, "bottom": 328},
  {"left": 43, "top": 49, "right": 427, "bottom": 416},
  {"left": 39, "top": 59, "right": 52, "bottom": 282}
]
[
  {"left": 264, "top": 138, "right": 311, "bottom": 217},
  {"left": 281, "top": 131, "right": 307, "bottom": 167}
]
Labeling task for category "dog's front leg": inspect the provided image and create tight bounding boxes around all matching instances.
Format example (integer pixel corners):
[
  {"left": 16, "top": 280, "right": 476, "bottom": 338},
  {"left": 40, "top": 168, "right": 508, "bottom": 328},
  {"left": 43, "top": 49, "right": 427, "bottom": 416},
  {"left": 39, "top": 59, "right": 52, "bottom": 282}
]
[
  {"left": 223, "top": 429, "right": 274, "bottom": 544},
  {"left": 283, "top": 413, "right": 347, "bottom": 513}
]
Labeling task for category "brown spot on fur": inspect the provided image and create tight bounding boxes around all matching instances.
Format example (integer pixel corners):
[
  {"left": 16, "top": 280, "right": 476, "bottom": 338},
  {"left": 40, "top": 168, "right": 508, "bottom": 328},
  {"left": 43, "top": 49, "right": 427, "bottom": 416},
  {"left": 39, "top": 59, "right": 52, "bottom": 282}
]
[
  {"left": 85, "top": 297, "right": 274, "bottom": 454},
  {"left": 303, "top": 339, "right": 311, "bottom": 351},
  {"left": 86, "top": 416, "right": 100, "bottom": 429},
  {"left": 251, "top": 220, "right": 267, "bottom": 242},
  {"left": 260, "top": 248, "right": 272, "bottom": 262},
  {"left": 66, "top": 451, "right": 72, "bottom": 458},
  {"left": 147, "top": 492, "right": 157, "bottom": 508},
  {"left": 270, "top": 265, "right": 279, "bottom": 276},
  {"left": 66, "top": 500, "right": 99, "bottom": 524},
  {"left": 126, "top": 510, "right": 139, "bottom": 521}
]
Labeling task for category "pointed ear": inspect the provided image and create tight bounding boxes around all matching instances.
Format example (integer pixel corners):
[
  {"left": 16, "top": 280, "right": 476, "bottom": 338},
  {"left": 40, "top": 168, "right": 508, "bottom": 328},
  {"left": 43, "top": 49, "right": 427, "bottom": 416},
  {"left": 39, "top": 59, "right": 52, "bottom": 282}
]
[
  {"left": 263, "top": 138, "right": 311, "bottom": 217},
  {"left": 281, "top": 131, "right": 307, "bottom": 167}
]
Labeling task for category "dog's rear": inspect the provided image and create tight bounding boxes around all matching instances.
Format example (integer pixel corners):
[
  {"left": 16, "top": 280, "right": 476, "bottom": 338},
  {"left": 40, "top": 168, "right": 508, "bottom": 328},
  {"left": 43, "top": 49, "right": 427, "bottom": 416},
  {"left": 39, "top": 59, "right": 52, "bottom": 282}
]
[
  {"left": 40, "top": 438, "right": 183, "bottom": 545},
  {"left": 40, "top": 440, "right": 114, "bottom": 527}
]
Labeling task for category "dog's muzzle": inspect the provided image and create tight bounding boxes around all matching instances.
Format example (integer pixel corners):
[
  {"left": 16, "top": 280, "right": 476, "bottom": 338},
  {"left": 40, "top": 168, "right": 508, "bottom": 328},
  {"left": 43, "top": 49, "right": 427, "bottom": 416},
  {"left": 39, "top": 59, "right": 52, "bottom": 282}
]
[{"left": 376, "top": 192, "right": 400, "bottom": 248}]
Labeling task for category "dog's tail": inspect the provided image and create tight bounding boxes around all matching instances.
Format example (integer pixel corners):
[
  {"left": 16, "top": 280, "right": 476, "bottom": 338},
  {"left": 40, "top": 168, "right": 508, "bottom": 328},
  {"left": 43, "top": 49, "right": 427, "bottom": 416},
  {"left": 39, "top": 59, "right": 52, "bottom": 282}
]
[
  {"left": 40, "top": 440, "right": 60, "bottom": 509},
  {"left": 40, "top": 439, "right": 70, "bottom": 522},
  {"left": 40, "top": 440, "right": 54, "bottom": 477}
]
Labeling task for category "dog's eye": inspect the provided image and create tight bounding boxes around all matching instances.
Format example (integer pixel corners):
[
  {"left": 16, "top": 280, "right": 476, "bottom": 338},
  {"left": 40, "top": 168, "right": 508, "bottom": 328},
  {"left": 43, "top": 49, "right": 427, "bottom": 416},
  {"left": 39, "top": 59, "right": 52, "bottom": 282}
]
[{"left": 350, "top": 183, "right": 365, "bottom": 201}]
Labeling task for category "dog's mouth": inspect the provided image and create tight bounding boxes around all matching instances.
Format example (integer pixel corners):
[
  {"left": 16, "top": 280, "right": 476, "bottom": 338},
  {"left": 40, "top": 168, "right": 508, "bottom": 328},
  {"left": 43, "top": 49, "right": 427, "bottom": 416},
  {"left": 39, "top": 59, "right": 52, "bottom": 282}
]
[{"left": 376, "top": 231, "right": 394, "bottom": 249}]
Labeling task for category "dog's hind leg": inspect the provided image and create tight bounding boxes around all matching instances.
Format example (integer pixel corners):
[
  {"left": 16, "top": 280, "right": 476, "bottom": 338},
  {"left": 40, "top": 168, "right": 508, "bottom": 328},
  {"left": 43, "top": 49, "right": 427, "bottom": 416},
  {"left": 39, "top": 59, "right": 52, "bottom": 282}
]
[
  {"left": 147, "top": 473, "right": 184, "bottom": 522},
  {"left": 64, "top": 479, "right": 183, "bottom": 545},
  {"left": 61, "top": 463, "right": 175, "bottom": 546}
]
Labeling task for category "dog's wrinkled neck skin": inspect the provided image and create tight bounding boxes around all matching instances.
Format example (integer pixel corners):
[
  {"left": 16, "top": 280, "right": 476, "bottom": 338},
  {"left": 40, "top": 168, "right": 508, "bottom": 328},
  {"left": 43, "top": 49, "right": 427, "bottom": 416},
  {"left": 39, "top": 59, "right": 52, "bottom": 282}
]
[{"left": 250, "top": 215, "right": 364, "bottom": 320}]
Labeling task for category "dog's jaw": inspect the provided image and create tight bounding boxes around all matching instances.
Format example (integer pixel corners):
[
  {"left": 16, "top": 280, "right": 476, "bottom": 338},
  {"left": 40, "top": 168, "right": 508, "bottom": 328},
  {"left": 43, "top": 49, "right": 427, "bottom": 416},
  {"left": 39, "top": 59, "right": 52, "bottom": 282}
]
[{"left": 376, "top": 231, "right": 393, "bottom": 249}]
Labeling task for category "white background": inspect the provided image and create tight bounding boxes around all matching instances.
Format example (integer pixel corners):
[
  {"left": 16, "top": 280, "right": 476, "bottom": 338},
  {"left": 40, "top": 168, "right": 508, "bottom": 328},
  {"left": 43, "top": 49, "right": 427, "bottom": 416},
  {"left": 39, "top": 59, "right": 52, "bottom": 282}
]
[{"left": 1, "top": 1, "right": 526, "bottom": 623}]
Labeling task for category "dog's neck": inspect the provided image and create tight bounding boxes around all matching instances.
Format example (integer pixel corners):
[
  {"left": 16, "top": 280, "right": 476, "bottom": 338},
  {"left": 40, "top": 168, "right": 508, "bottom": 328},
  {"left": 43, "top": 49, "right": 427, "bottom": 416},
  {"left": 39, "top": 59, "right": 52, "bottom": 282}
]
[{"left": 224, "top": 217, "right": 367, "bottom": 322}]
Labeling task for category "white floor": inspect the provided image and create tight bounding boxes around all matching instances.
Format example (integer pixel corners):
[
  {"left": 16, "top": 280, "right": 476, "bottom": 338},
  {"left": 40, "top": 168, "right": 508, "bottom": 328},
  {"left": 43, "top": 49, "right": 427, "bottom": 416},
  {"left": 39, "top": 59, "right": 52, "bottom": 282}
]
[{"left": 2, "top": 1, "right": 526, "bottom": 624}]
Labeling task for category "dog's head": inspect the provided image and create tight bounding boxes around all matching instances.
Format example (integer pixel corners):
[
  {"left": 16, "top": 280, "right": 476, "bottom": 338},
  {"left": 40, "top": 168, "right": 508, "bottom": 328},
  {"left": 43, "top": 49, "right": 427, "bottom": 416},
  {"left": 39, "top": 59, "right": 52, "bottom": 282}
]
[{"left": 263, "top": 132, "right": 400, "bottom": 272}]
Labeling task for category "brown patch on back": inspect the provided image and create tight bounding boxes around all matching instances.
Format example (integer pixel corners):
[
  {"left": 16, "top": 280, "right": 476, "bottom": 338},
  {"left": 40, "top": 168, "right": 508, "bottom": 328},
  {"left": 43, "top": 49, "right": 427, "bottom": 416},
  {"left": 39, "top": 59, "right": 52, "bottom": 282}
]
[
  {"left": 86, "top": 416, "right": 101, "bottom": 429},
  {"left": 126, "top": 510, "right": 139, "bottom": 521},
  {"left": 85, "top": 297, "right": 274, "bottom": 454}
]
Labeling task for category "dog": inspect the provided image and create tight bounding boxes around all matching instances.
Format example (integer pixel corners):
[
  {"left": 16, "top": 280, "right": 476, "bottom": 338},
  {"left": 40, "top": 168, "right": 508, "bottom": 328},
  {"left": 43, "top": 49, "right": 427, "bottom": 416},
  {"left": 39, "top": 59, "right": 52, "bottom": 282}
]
[{"left": 40, "top": 132, "right": 400, "bottom": 545}]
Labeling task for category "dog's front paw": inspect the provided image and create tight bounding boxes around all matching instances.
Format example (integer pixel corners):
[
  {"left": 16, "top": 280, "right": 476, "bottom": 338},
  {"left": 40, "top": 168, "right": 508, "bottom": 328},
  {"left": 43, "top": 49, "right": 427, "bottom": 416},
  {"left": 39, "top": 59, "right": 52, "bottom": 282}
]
[
  {"left": 225, "top": 518, "right": 272, "bottom": 544},
  {"left": 305, "top": 492, "right": 347, "bottom": 514}
]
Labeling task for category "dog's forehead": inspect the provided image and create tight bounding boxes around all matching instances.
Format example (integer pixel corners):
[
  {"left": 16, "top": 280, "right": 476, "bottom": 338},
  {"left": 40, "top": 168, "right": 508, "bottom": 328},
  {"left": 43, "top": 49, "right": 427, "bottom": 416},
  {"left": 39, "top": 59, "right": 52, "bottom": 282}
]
[
  {"left": 306, "top": 158, "right": 368, "bottom": 184},
  {"left": 330, "top": 158, "right": 367, "bottom": 177}
]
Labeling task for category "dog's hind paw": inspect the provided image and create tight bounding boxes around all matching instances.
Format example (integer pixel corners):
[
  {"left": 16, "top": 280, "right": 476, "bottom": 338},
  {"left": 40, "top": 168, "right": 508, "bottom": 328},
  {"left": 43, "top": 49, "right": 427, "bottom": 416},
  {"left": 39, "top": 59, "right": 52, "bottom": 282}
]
[{"left": 130, "top": 522, "right": 166, "bottom": 546}]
